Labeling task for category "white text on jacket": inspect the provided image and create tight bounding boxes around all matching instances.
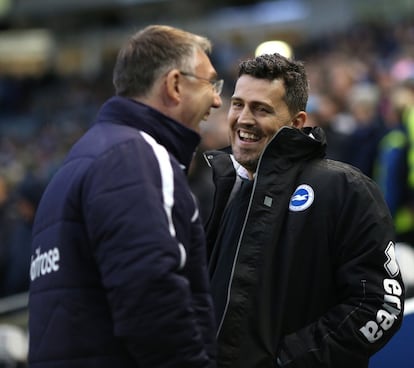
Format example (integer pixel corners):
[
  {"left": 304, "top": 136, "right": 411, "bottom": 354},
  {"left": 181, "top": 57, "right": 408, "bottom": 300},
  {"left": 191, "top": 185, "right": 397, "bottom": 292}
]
[
  {"left": 359, "top": 278, "right": 403, "bottom": 343},
  {"left": 30, "top": 247, "right": 60, "bottom": 281}
]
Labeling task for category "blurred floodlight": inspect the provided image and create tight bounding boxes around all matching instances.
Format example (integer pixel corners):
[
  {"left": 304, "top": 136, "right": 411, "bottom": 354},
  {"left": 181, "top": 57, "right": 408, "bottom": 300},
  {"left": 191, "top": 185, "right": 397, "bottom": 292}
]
[
  {"left": 255, "top": 40, "right": 293, "bottom": 58},
  {"left": 0, "top": 29, "right": 54, "bottom": 60},
  {"left": 0, "top": 29, "right": 54, "bottom": 76}
]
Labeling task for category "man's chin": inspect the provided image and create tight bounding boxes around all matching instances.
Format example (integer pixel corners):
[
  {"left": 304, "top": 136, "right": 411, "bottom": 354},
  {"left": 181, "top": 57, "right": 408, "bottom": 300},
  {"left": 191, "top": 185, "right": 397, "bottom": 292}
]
[{"left": 233, "top": 152, "right": 257, "bottom": 171}]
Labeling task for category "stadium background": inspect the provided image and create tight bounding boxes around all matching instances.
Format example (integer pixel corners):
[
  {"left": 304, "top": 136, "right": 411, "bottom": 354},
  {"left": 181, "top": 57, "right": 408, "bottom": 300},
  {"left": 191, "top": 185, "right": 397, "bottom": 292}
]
[{"left": 1, "top": 0, "right": 414, "bottom": 366}]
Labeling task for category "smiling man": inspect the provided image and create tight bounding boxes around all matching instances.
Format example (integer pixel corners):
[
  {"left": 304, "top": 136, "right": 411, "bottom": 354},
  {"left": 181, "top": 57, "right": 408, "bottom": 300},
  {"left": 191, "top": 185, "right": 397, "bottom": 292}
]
[
  {"left": 28, "top": 25, "right": 222, "bottom": 368},
  {"left": 228, "top": 74, "right": 305, "bottom": 179},
  {"left": 204, "top": 53, "right": 405, "bottom": 368}
]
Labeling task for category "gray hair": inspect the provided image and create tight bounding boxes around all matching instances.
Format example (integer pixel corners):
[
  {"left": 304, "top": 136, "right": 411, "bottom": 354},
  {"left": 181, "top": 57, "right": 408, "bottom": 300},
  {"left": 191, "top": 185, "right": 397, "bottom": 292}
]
[{"left": 113, "top": 25, "right": 212, "bottom": 97}]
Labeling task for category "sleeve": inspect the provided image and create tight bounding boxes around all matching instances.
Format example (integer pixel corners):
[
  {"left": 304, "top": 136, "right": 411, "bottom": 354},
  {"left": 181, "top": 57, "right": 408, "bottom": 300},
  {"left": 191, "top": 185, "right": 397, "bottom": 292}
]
[
  {"left": 277, "top": 174, "right": 405, "bottom": 368},
  {"left": 82, "top": 139, "right": 215, "bottom": 368},
  {"left": 185, "top": 200, "right": 217, "bottom": 362}
]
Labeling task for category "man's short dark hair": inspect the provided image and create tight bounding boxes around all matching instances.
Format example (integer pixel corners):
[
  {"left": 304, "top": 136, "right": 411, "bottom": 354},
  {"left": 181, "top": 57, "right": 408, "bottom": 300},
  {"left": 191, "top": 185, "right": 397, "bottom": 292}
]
[{"left": 238, "top": 53, "right": 309, "bottom": 114}]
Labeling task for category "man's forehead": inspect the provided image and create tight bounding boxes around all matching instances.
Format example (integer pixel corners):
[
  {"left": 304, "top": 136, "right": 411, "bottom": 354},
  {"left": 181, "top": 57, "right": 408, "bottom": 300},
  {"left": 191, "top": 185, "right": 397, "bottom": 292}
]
[{"left": 232, "top": 76, "right": 285, "bottom": 102}]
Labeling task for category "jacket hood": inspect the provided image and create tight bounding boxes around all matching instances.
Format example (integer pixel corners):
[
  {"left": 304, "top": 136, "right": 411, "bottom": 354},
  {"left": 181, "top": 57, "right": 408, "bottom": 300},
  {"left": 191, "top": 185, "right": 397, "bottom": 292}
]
[
  {"left": 262, "top": 125, "right": 326, "bottom": 162},
  {"left": 205, "top": 126, "right": 327, "bottom": 172},
  {"left": 95, "top": 96, "right": 201, "bottom": 170}
]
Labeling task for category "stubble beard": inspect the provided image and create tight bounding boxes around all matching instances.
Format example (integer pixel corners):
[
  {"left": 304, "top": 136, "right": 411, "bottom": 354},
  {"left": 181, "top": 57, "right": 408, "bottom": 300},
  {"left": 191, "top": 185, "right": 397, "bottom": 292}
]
[{"left": 233, "top": 149, "right": 259, "bottom": 174}]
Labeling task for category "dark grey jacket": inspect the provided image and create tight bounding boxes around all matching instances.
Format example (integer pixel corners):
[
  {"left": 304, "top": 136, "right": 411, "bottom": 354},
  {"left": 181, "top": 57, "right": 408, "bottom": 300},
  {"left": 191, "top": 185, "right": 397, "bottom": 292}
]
[{"left": 205, "top": 126, "right": 404, "bottom": 368}]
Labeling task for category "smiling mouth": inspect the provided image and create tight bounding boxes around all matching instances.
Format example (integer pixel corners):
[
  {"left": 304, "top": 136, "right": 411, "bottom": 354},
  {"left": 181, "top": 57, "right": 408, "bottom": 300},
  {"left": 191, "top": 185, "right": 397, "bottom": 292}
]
[{"left": 239, "top": 130, "right": 260, "bottom": 142}]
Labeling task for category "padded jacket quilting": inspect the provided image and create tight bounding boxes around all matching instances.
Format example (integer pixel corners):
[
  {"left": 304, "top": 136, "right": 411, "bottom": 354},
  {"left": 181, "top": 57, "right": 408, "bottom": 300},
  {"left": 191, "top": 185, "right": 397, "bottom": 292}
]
[
  {"left": 29, "top": 96, "right": 216, "bottom": 368},
  {"left": 205, "top": 126, "right": 404, "bottom": 368}
]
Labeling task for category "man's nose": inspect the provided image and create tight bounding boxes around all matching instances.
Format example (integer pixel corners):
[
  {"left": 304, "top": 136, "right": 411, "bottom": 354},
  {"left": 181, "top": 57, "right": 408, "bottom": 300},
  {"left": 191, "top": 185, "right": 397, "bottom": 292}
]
[
  {"left": 238, "top": 106, "right": 254, "bottom": 124},
  {"left": 213, "top": 94, "right": 222, "bottom": 108}
]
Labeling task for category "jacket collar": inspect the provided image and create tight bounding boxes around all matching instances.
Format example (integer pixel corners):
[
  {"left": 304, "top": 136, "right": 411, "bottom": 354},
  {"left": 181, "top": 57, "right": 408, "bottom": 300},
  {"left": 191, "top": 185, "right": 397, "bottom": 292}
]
[
  {"left": 95, "top": 96, "right": 201, "bottom": 171},
  {"left": 205, "top": 126, "right": 327, "bottom": 175},
  {"left": 261, "top": 126, "right": 327, "bottom": 162}
]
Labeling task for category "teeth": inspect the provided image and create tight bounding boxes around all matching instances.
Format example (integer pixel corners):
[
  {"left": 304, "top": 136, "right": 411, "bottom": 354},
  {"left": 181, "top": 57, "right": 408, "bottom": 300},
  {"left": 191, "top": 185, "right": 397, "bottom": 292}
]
[{"left": 240, "top": 131, "right": 259, "bottom": 140}]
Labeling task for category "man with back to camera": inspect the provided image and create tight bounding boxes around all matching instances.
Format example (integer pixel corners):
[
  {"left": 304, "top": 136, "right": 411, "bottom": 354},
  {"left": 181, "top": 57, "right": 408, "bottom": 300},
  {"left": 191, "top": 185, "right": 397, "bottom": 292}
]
[
  {"left": 204, "top": 53, "right": 405, "bottom": 368},
  {"left": 28, "top": 25, "right": 223, "bottom": 368}
]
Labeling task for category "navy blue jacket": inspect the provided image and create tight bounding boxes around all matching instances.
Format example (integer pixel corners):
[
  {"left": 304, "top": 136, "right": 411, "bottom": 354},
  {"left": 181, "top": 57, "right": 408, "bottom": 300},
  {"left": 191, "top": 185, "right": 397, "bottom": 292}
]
[{"left": 29, "top": 96, "right": 216, "bottom": 368}]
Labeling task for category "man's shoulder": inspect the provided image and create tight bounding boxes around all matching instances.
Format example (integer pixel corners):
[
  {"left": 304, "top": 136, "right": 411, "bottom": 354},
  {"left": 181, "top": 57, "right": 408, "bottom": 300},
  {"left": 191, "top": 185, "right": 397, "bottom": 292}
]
[
  {"left": 310, "top": 158, "right": 368, "bottom": 178},
  {"left": 73, "top": 122, "right": 143, "bottom": 154},
  {"left": 303, "top": 158, "right": 377, "bottom": 192}
]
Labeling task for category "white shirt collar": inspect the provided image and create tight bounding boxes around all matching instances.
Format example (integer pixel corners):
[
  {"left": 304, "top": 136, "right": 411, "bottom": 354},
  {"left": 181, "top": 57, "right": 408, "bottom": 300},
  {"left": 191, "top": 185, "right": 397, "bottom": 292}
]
[{"left": 230, "top": 154, "right": 251, "bottom": 180}]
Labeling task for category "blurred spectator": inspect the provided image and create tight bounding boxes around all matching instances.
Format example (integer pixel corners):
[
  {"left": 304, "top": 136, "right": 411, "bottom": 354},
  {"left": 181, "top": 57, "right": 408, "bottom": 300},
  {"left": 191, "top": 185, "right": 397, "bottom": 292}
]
[
  {"left": 305, "top": 93, "right": 354, "bottom": 163},
  {"left": 374, "top": 79, "right": 414, "bottom": 246},
  {"left": 189, "top": 97, "right": 230, "bottom": 223},
  {"left": 374, "top": 84, "right": 411, "bottom": 208},
  {"left": 0, "top": 175, "right": 13, "bottom": 294},
  {"left": 0, "top": 174, "right": 46, "bottom": 297},
  {"left": 397, "top": 80, "right": 414, "bottom": 245},
  {"left": 345, "top": 82, "right": 385, "bottom": 177}
]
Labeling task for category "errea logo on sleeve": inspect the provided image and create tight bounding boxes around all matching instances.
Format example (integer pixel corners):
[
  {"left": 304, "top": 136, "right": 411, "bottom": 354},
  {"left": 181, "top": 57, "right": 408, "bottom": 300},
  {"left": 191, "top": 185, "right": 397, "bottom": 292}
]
[
  {"left": 359, "top": 242, "right": 403, "bottom": 343},
  {"left": 30, "top": 247, "right": 60, "bottom": 282}
]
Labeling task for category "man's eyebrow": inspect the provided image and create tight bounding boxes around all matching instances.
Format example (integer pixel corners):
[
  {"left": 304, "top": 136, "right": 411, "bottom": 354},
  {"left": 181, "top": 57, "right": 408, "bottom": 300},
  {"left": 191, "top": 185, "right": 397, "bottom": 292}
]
[{"left": 231, "top": 97, "right": 271, "bottom": 107}]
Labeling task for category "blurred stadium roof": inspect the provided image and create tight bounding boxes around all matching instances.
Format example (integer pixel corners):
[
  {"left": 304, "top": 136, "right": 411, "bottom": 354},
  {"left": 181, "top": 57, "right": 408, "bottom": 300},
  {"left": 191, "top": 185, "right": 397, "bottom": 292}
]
[
  {"left": 1, "top": 0, "right": 412, "bottom": 32},
  {"left": 0, "top": 0, "right": 413, "bottom": 77}
]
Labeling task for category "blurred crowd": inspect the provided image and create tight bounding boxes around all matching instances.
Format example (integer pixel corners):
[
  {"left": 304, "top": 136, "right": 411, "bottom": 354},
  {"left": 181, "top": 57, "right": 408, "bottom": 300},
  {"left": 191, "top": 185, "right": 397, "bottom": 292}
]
[{"left": 1, "top": 18, "right": 414, "bottom": 298}]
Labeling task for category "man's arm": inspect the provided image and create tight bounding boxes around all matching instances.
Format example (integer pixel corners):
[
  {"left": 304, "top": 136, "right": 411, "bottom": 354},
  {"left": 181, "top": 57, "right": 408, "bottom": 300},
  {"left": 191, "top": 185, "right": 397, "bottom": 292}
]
[
  {"left": 277, "top": 176, "right": 405, "bottom": 368},
  {"left": 83, "top": 141, "right": 215, "bottom": 368}
]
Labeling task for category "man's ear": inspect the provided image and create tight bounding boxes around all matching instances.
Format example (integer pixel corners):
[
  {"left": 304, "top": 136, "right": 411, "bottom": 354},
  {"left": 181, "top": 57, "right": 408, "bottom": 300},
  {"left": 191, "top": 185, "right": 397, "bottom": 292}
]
[
  {"left": 291, "top": 111, "right": 307, "bottom": 129},
  {"left": 164, "top": 69, "right": 181, "bottom": 104}
]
